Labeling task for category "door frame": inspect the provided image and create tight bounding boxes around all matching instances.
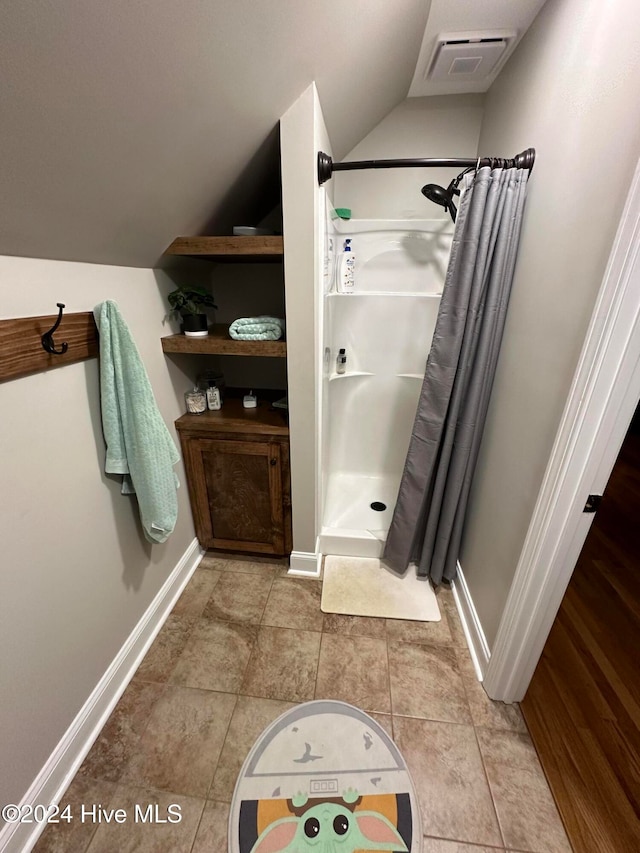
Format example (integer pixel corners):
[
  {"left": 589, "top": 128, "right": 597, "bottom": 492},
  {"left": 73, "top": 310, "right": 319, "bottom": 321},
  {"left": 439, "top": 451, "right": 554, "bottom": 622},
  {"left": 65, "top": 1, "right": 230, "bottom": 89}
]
[{"left": 484, "top": 154, "right": 640, "bottom": 702}]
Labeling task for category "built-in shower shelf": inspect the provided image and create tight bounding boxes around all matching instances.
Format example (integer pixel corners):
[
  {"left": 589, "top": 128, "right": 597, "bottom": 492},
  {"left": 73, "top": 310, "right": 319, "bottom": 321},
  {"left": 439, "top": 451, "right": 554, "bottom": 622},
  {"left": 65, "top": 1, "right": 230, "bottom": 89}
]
[
  {"left": 329, "top": 371, "right": 374, "bottom": 382},
  {"left": 328, "top": 371, "right": 425, "bottom": 381},
  {"left": 327, "top": 291, "right": 441, "bottom": 298}
]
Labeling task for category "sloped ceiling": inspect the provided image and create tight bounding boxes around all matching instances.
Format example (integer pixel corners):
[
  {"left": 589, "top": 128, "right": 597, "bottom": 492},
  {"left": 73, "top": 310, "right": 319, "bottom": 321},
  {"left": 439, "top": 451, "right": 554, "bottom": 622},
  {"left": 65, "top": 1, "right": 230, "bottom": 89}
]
[
  {"left": 1, "top": 1, "right": 550, "bottom": 269},
  {"left": 0, "top": 0, "right": 432, "bottom": 268}
]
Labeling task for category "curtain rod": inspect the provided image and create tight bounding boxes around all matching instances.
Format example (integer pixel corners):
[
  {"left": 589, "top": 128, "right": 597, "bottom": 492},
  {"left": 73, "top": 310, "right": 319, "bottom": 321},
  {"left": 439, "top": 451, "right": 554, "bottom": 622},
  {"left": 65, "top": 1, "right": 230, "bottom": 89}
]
[{"left": 317, "top": 148, "right": 535, "bottom": 185}]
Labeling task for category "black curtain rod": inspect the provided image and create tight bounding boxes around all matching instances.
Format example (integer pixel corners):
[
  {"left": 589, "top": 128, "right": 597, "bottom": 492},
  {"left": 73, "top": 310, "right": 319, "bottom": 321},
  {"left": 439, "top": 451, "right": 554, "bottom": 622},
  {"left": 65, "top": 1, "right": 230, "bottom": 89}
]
[{"left": 317, "top": 148, "right": 535, "bottom": 185}]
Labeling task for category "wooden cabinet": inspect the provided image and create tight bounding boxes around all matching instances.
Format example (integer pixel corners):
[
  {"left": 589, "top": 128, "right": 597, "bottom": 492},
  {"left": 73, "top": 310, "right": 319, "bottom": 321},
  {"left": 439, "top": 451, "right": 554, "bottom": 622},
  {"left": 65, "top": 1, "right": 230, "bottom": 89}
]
[
  {"left": 165, "top": 234, "right": 291, "bottom": 556},
  {"left": 176, "top": 399, "right": 291, "bottom": 556}
]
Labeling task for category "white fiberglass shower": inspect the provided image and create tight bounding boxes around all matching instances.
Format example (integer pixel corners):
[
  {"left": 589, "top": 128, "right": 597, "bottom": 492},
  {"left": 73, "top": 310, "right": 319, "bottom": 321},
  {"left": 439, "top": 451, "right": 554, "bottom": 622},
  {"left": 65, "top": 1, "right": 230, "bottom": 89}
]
[{"left": 318, "top": 209, "right": 454, "bottom": 558}]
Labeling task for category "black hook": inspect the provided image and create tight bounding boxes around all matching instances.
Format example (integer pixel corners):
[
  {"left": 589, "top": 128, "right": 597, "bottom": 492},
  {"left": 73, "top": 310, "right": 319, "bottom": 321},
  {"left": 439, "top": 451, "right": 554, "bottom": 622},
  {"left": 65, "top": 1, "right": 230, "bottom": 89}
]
[{"left": 41, "top": 303, "right": 68, "bottom": 355}]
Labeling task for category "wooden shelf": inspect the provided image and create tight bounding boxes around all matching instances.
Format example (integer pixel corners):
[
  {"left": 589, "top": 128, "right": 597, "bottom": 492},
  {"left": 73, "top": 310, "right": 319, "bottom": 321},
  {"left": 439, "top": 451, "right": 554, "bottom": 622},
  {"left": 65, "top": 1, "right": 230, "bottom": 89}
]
[
  {"left": 164, "top": 236, "right": 283, "bottom": 261},
  {"left": 175, "top": 398, "right": 289, "bottom": 437},
  {"left": 161, "top": 325, "right": 286, "bottom": 358}
]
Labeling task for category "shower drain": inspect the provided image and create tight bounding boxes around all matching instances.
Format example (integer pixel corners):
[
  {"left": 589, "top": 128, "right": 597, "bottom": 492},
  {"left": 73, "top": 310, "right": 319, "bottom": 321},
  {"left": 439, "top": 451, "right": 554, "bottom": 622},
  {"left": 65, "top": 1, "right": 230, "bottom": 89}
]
[{"left": 370, "top": 501, "right": 387, "bottom": 512}]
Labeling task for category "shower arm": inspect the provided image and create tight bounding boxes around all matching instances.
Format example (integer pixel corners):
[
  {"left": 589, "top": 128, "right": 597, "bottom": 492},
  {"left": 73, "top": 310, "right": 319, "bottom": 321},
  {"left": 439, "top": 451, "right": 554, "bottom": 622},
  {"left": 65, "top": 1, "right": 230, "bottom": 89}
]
[{"left": 317, "top": 148, "right": 535, "bottom": 185}]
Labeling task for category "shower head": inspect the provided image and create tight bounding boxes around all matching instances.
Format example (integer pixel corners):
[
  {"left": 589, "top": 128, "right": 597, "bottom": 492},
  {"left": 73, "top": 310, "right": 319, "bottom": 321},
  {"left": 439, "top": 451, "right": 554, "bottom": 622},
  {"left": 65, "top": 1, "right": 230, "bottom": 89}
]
[
  {"left": 421, "top": 181, "right": 458, "bottom": 223},
  {"left": 421, "top": 168, "right": 472, "bottom": 223},
  {"left": 421, "top": 183, "right": 449, "bottom": 206}
]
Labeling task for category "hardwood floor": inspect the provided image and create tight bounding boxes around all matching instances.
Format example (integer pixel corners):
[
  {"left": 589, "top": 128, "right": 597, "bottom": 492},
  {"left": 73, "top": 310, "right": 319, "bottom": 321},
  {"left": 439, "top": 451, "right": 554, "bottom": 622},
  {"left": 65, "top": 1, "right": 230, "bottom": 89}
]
[{"left": 521, "top": 421, "right": 640, "bottom": 852}]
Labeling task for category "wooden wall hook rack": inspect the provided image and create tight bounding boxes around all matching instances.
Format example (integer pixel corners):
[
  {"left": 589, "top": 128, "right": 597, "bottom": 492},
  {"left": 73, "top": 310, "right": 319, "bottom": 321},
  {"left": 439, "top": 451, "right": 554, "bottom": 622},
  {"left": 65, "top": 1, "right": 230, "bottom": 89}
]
[{"left": 0, "top": 309, "right": 99, "bottom": 382}]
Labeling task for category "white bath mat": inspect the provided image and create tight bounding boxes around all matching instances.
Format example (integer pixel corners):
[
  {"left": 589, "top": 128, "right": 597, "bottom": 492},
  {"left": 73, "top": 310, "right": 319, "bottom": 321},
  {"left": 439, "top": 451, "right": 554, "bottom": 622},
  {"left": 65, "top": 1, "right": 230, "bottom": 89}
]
[{"left": 321, "top": 555, "right": 441, "bottom": 622}]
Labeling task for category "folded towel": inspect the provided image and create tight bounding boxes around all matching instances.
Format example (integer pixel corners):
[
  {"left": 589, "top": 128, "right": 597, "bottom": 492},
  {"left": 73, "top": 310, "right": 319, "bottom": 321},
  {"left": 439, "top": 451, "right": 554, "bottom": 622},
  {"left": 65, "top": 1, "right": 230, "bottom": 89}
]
[
  {"left": 94, "top": 300, "right": 180, "bottom": 544},
  {"left": 228, "top": 316, "right": 285, "bottom": 341}
]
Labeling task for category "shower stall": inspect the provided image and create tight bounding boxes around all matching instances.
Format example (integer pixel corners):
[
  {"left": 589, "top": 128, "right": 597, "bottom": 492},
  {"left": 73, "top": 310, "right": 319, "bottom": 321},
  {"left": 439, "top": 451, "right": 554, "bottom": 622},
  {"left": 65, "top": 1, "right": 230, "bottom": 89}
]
[
  {"left": 315, "top": 148, "right": 535, "bottom": 562},
  {"left": 318, "top": 208, "right": 454, "bottom": 558}
]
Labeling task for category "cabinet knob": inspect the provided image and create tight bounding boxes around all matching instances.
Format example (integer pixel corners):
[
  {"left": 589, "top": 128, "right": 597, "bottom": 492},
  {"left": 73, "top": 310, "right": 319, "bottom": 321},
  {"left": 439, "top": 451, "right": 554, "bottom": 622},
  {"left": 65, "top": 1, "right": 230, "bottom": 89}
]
[{"left": 270, "top": 458, "right": 277, "bottom": 466}]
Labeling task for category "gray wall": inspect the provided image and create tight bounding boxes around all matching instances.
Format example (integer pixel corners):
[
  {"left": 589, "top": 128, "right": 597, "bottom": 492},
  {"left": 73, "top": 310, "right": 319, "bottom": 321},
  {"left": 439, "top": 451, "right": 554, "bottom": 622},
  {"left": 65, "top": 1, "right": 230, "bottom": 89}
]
[
  {"left": 0, "top": 257, "right": 196, "bottom": 809},
  {"left": 205, "top": 262, "right": 288, "bottom": 391},
  {"left": 459, "top": 0, "right": 640, "bottom": 646},
  {"left": 334, "top": 95, "right": 485, "bottom": 219}
]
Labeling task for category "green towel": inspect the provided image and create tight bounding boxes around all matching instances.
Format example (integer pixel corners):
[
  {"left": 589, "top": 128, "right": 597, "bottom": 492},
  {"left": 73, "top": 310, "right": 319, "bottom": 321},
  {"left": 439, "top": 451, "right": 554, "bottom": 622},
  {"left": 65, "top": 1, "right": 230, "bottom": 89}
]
[
  {"left": 94, "top": 301, "right": 180, "bottom": 544},
  {"left": 228, "top": 316, "right": 284, "bottom": 340}
]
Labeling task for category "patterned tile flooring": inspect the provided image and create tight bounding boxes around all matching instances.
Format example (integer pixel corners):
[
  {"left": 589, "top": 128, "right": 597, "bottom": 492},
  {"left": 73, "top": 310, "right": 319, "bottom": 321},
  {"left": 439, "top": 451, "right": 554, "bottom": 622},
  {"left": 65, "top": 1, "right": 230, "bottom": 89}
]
[{"left": 34, "top": 555, "right": 571, "bottom": 852}]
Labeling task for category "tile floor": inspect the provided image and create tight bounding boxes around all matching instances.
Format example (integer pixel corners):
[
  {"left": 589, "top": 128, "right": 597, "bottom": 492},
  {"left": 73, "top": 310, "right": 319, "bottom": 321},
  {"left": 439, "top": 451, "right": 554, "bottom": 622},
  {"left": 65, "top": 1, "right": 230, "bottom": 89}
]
[{"left": 34, "top": 555, "right": 571, "bottom": 853}]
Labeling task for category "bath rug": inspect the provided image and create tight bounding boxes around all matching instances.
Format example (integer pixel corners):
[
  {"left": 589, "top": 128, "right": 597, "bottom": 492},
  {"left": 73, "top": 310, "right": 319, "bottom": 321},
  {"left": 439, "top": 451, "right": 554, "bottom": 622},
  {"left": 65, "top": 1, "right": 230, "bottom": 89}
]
[
  {"left": 321, "top": 555, "right": 441, "bottom": 622},
  {"left": 229, "top": 700, "right": 421, "bottom": 852}
]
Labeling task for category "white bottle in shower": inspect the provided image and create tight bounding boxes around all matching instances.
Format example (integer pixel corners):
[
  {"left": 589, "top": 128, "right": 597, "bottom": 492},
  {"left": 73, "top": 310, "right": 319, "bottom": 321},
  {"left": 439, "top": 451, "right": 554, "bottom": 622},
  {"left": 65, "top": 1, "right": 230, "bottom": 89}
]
[{"left": 337, "top": 238, "right": 355, "bottom": 293}]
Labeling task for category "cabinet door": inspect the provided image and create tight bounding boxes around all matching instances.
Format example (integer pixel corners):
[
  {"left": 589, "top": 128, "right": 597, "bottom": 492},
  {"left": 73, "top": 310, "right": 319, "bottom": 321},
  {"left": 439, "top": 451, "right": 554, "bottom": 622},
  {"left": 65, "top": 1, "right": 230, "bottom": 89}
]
[{"left": 190, "top": 438, "right": 285, "bottom": 555}]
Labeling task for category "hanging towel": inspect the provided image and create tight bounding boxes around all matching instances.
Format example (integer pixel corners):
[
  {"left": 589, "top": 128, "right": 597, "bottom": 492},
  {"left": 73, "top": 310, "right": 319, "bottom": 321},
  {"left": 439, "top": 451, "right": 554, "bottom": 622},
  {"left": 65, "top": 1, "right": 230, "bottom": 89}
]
[
  {"left": 94, "top": 300, "right": 180, "bottom": 544},
  {"left": 228, "top": 316, "right": 285, "bottom": 341}
]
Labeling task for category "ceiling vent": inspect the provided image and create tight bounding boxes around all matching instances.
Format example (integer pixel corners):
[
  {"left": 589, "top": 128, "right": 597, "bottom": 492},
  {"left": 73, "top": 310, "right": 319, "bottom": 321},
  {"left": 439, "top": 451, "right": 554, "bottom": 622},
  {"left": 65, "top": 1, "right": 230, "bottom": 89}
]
[{"left": 426, "top": 30, "right": 516, "bottom": 82}]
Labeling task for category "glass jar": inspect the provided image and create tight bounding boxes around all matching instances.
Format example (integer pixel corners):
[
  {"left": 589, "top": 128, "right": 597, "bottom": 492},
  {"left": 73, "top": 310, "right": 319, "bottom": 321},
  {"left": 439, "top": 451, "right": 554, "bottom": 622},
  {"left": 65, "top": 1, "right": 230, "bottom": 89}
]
[
  {"left": 185, "top": 387, "right": 206, "bottom": 414},
  {"left": 205, "top": 383, "right": 222, "bottom": 410},
  {"left": 198, "top": 370, "right": 226, "bottom": 399}
]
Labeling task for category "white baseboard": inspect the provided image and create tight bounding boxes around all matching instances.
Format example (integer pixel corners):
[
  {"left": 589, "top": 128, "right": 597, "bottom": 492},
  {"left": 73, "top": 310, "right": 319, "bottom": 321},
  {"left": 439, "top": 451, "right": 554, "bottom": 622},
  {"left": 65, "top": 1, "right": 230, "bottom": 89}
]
[
  {"left": 2, "top": 538, "right": 203, "bottom": 853},
  {"left": 288, "top": 550, "right": 321, "bottom": 577},
  {"left": 451, "top": 561, "right": 491, "bottom": 681}
]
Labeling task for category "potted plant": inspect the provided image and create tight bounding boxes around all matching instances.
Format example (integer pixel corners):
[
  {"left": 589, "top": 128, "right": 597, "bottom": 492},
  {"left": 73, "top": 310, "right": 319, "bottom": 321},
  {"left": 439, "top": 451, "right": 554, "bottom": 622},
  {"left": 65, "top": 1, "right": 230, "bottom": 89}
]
[{"left": 167, "top": 285, "right": 217, "bottom": 337}]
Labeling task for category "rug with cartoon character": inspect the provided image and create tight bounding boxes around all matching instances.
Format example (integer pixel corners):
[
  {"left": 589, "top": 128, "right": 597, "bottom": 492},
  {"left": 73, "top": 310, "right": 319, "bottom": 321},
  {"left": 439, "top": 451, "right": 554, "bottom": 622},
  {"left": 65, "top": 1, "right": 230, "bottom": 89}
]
[{"left": 229, "top": 700, "right": 421, "bottom": 852}]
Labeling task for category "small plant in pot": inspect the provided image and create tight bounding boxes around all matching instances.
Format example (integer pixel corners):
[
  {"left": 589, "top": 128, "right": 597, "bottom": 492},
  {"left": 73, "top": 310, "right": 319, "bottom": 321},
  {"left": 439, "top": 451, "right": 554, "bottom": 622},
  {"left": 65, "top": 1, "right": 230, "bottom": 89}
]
[{"left": 167, "top": 285, "right": 217, "bottom": 337}]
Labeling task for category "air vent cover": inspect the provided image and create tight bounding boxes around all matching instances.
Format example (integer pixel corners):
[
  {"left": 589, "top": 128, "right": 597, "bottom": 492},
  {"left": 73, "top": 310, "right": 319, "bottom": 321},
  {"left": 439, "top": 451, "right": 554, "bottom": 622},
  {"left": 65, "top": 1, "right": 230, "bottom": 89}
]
[{"left": 428, "top": 36, "right": 509, "bottom": 81}]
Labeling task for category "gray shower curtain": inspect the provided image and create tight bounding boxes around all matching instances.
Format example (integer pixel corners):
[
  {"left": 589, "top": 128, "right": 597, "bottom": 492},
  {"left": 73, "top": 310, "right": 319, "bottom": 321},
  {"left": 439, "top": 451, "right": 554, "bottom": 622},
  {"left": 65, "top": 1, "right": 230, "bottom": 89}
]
[{"left": 383, "top": 165, "right": 529, "bottom": 583}]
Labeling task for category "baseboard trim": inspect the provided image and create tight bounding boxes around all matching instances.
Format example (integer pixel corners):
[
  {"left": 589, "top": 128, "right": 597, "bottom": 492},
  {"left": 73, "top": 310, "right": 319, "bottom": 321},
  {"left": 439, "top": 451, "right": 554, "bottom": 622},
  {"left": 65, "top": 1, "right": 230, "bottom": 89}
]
[
  {"left": 451, "top": 561, "right": 491, "bottom": 681},
  {"left": 2, "top": 538, "right": 204, "bottom": 853},
  {"left": 288, "top": 550, "right": 321, "bottom": 577}
]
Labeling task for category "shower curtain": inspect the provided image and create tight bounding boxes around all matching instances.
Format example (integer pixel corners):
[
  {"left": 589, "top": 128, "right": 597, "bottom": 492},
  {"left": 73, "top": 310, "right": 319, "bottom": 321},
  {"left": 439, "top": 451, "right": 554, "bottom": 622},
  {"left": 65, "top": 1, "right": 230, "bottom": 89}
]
[{"left": 384, "top": 165, "right": 530, "bottom": 583}]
